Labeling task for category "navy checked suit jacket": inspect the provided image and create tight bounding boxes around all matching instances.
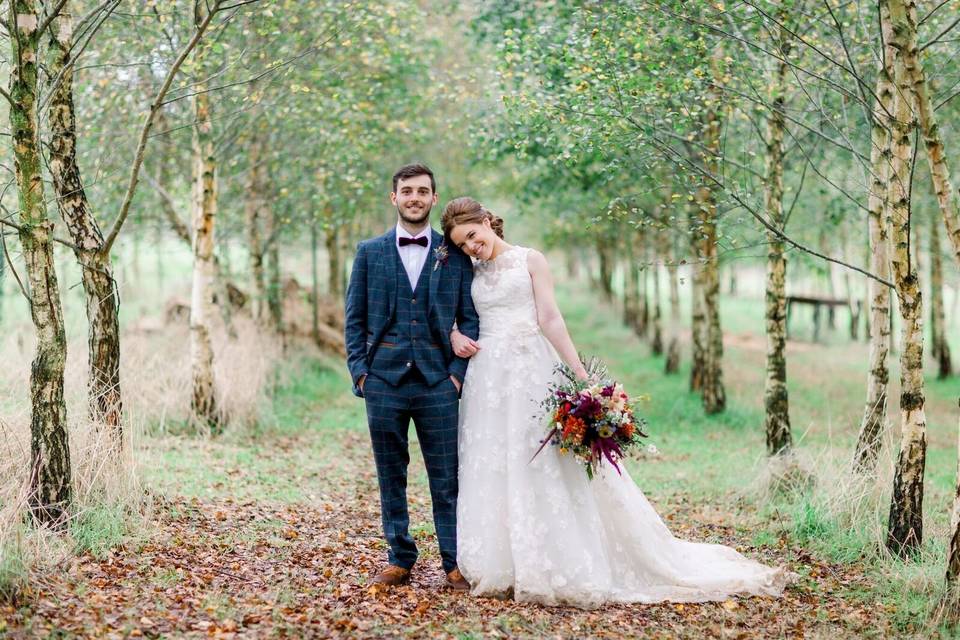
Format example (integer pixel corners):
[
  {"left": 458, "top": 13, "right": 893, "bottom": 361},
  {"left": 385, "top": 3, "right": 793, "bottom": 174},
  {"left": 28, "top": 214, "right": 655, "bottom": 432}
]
[{"left": 344, "top": 227, "right": 480, "bottom": 397}]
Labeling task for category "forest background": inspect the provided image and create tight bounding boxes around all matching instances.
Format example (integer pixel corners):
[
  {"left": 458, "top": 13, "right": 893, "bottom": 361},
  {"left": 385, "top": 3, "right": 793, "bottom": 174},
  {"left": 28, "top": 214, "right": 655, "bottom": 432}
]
[{"left": 1, "top": 0, "right": 960, "bottom": 638}]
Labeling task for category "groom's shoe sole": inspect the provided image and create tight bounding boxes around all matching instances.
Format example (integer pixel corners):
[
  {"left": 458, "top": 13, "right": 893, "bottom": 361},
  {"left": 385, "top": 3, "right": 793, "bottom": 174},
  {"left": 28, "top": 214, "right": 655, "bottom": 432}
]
[{"left": 370, "top": 565, "right": 411, "bottom": 586}]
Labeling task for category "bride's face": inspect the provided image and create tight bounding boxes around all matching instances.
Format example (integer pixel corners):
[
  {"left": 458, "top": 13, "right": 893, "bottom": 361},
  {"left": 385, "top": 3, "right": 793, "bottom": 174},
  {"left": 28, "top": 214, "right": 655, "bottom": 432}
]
[{"left": 450, "top": 219, "right": 497, "bottom": 261}]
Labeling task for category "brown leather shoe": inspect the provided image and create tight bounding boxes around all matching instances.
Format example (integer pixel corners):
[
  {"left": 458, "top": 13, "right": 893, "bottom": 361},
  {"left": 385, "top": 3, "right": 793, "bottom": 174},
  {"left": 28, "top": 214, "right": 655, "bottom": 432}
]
[
  {"left": 445, "top": 567, "right": 470, "bottom": 591},
  {"left": 370, "top": 565, "right": 411, "bottom": 586}
]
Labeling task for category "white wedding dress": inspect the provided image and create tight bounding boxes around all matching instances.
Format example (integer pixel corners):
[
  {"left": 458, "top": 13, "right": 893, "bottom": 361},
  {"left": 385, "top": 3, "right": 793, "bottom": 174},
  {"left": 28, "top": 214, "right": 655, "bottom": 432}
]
[{"left": 456, "top": 246, "right": 789, "bottom": 608}]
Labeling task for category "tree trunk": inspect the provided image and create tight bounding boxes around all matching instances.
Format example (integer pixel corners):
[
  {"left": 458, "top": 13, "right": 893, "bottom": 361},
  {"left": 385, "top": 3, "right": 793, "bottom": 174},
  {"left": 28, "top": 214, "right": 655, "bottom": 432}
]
[
  {"left": 698, "top": 65, "right": 726, "bottom": 415},
  {"left": 0, "top": 233, "right": 6, "bottom": 322},
  {"left": 597, "top": 239, "right": 614, "bottom": 301},
  {"left": 154, "top": 110, "right": 191, "bottom": 245},
  {"left": 189, "top": 85, "right": 219, "bottom": 430},
  {"left": 623, "top": 232, "right": 639, "bottom": 330},
  {"left": 664, "top": 231, "right": 681, "bottom": 374},
  {"left": 132, "top": 226, "right": 142, "bottom": 284},
  {"left": 47, "top": 6, "right": 123, "bottom": 436},
  {"left": 651, "top": 262, "right": 664, "bottom": 355},
  {"left": 944, "top": 399, "right": 960, "bottom": 610},
  {"left": 913, "top": 31, "right": 960, "bottom": 267},
  {"left": 931, "top": 216, "right": 953, "bottom": 378},
  {"left": 908, "top": 8, "right": 956, "bottom": 378},
  {"left": 565, "top": 252, "right": 579, "bottom": 280},
  {"left": 689, "top": 203, "right": 706, "bottom": 392},
  {"left": 325, "top": 222, "right": 343, "bottom": 298},
  {"left": 624, "top": 260, "right": 638, "bottom": 331},
  {"left": 763, "top": 19, "right": 791, "bottom": 455},
  {"left": 155, "top": 223, "right": 165, "bottom": 291},
  {"left": 243, "top": 132, "right": 267, "bottom": 323},
  {"left": 841, "top": 236, "right": 859, "bottom": 340},
  {"left": 9, "top": 0, "right": 72, "bottom": 525},
  {"left": 311, "top": 222, "right": 320, "bottom": 342},
  {"left": 264, "top": 208, "right": 283, "bottom": 334},
  {"left": 853, "top": 21, "right": 895, "bottom": 473},
  {"left": 638, "top": 252, "right": 649, "bottom": 337},
  {"left": 885, "top": 0, "right": 927, "bottom": 557}
]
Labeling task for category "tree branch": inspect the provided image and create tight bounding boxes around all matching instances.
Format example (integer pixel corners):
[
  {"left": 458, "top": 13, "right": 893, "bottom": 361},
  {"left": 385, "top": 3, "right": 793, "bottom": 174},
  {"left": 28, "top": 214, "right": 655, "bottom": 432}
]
[
  {"left": 36, "top": 0, "right": 70, "bottom": 40},
  {"left": 647, "top": 132, "right": 895, "bottom": 289},
  {"left": 40, "top": 0, "right": 123, "bottom": 112},
  {"left": 0, "top": 229, "right": 30, "bottom": 303},
  {"left": 101, "top": 0, "right": 222, "bottom": 256},
  {"left": 920, "top": 14, "right": 960, "bottom": 52},
  {"left": 0, "top": 216, "right": 81, "bottom": 251},
  {"left": 142, "top": 171, "right": 190, "bottom": 245}
]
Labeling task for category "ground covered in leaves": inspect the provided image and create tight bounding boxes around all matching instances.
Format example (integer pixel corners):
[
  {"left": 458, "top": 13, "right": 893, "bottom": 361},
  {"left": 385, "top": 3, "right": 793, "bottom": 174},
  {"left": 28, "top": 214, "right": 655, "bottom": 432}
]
[
  {"left": 8, "top": 282, "right": 958, "bottom": 638},
  {"left": 3, "top": 422, "right": 892, "bottom": 639}
]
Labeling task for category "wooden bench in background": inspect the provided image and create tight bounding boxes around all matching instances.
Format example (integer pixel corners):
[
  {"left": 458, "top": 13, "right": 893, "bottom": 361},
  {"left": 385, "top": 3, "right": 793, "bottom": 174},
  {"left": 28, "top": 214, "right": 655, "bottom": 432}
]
[{"left": 786, "top": 295, "right": 863, "bottom": 342}]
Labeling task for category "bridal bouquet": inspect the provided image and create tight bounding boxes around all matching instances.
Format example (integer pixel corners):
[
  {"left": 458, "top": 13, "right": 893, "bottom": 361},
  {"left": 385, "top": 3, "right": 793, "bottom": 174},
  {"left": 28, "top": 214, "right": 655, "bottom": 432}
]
[{"left": 532, "top": 357, "right": 648, "bottom": 480}]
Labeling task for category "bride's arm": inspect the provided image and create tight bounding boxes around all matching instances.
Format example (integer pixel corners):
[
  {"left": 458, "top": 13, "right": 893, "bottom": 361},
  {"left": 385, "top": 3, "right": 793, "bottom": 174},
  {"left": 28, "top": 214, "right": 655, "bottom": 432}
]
[{"left": 528, "top": 249, "right": 588, "bottom": 380}]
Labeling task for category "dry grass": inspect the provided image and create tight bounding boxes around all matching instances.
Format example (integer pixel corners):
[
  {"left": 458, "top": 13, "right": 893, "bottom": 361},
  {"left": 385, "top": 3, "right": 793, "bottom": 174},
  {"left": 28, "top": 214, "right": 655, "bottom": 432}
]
[
  {"left": 123, "top": 315, "right": 284, "bottom": 435},
  {"left": 0, "top": 311, "right": 284, "bottom": 601}
]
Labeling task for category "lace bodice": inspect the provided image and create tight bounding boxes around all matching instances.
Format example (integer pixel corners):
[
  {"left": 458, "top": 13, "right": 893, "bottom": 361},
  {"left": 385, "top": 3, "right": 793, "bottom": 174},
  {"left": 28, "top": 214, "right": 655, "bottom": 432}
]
[{"left": 472, "top": 246, "right": 539, "bottom": 340}]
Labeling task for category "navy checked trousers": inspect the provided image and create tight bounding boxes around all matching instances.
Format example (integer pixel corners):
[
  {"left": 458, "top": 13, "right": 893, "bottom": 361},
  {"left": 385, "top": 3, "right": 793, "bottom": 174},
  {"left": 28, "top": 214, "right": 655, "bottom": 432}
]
[{"left": 363, "top": 370, "right": 460, "bottom": 572}]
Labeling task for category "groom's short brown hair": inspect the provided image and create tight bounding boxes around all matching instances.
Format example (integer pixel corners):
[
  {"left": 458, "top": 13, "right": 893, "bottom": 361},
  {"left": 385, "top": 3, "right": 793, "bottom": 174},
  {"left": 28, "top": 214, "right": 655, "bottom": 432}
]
[{"left": 392, "top": 163, "right": 436, "bottom": 193}]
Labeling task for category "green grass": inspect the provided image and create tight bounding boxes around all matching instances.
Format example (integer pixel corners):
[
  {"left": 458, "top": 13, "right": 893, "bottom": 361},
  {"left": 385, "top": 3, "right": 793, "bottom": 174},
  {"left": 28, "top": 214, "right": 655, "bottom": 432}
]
[
  {"left": 70, "top": 502, "right": 130, "bottom": 558},
  {"left": 151, "top": 566, "right": 182, "bottom": 587},
  {"left": 0, "top": 533, "right": 27, "bottom": 601},
  {"left": 140, "top": 354, "right": 368, "bottom": 502},
  {"left": 269, "top": 355, "right": 366, "bottom": 435},
  {"left": 126, "top": 273, "right": 960, "bottom": 635},
  {"left": 557, "top": 282, "right": 960, "bottom": 634}
]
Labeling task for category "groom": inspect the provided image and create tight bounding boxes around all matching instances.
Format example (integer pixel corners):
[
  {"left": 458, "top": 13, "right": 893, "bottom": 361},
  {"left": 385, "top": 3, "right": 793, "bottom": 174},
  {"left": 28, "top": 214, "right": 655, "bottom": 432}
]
[{"left": 344, "top": 163, "right": 479, "bottom": 590}]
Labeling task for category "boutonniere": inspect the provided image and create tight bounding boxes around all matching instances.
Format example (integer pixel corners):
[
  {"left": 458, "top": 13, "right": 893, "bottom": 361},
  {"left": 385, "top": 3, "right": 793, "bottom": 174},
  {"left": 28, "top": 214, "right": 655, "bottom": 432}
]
[{"left": 433, "top": 244, "right": 449, "bottom": 271}]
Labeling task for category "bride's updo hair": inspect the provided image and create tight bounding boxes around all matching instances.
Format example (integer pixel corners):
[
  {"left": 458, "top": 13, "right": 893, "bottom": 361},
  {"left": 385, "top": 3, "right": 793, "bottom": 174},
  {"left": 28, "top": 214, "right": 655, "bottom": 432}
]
[{"left": 441, "top": 197, "right": 505, "bottom": 240}]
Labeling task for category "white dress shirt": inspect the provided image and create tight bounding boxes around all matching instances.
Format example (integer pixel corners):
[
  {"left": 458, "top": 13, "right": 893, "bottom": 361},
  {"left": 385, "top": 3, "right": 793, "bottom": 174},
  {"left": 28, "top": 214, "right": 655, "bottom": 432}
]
[{"left": 396, "top": 222, "right": 432, "bottom": 290}]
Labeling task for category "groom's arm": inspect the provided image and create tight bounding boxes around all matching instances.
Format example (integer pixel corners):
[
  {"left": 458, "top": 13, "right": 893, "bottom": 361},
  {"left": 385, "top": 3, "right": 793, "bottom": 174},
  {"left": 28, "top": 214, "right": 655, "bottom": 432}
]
[
  {"left": 449, "top": 251, "right": 479, "bottom": 383},
  {"left": 344, "top": 242, "right": 369, "bottom": 397}
]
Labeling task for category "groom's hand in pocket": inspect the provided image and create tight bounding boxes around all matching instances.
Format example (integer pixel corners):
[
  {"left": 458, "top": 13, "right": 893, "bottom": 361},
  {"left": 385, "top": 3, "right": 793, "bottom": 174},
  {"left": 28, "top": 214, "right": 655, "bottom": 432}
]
[
  {"left": 449, "top": 375, "right": 462, "bottom": 394},
  {"left": 451, "top": 329, "right": 480, "bottom": 358}
]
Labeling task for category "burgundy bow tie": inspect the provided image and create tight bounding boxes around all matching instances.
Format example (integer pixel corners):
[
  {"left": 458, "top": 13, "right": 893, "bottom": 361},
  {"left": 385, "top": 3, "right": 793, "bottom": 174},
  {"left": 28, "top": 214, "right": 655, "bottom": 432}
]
[{"left": 399, "top": 235, "right": 428, "bottom": 248}]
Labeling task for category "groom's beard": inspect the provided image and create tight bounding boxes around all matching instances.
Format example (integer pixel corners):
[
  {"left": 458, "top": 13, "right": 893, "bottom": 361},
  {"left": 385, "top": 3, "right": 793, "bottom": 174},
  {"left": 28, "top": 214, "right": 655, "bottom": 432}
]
[{"left": 397, "top": 201, "right": 433, "bottom": 226}]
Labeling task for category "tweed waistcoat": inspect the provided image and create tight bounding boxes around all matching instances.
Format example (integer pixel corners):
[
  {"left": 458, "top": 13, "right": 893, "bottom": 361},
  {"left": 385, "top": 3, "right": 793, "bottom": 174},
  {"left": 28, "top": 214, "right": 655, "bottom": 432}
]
[{"left": 368, "top": 255, "right": 447, "bottom": 386}]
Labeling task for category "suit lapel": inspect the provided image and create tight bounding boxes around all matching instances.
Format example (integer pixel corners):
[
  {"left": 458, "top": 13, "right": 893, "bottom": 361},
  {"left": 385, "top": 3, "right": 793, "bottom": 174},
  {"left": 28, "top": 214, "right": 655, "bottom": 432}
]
[
  {"left": 428, "top": 229, "right": 442, "bottom": 311},
  {"left": 384, "top": 229, "right": 399, "bottom": 316}
]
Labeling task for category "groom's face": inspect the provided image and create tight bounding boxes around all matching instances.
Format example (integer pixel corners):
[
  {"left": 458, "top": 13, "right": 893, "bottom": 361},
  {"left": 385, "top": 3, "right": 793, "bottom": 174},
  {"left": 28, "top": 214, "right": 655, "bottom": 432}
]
[{"left": 391, "top": 174, "right": 437, "bottom": 225}]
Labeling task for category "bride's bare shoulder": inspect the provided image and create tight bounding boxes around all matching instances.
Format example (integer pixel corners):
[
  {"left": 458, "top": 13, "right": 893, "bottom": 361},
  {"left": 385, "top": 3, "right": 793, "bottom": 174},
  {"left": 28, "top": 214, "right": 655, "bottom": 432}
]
[{"left": 524, "top": 247, "right": 550, "bottom": 274}]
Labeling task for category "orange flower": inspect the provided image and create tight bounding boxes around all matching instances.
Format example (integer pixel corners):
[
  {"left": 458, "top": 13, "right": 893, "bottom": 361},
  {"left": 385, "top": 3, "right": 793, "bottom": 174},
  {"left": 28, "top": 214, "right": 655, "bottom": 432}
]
[
  {"left": 619, "top": 423, "right": 635, "bottom": 439},
  {"left": 562, "top": 416, "right": 587, "bottom": 445}
]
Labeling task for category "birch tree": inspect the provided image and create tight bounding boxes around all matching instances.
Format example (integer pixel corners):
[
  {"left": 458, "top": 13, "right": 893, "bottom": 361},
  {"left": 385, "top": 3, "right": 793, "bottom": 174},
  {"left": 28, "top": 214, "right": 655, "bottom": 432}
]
[
  {"left": 852, "top": 6, "right": 896, "bottom": 472},
  {"left": 762, "top": 11, "right": 792, "bottom": 455},
  {"left": 696, "top": 55, "right": 727, "bottom": 415},
  {"left": 188, "top": 30, "right": 220, "bottom": 429},
  {"left": 6, "top": 0, "right": 71, "bottom": 525},
  {"left": 884, "top": 0, "right": 927, "bottom": 557},
  {"left": 46, "top": 2, "right": 123, "bottom": 435},
  {"left": 930, "top": 217, "right": 952, "bottom": 378}
]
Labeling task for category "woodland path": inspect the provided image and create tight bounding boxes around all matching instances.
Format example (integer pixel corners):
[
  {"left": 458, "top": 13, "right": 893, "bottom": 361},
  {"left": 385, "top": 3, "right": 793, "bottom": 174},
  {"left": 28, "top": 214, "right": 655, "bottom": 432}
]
[{"left": 4, "top": 425, "right": 884, "bottom": 639}]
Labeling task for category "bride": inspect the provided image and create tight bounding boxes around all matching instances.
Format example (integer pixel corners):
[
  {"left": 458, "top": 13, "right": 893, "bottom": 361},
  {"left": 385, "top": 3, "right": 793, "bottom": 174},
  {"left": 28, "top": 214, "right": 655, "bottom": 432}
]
[{"left": 440, "top": 197, "right": 790, "bottom": 608}]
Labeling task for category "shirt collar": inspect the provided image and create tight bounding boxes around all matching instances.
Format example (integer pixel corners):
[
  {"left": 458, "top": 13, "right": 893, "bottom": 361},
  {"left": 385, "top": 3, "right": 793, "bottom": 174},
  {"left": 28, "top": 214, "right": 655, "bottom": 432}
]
[{"left": 395, "top": 222, "right": 432, "bottom": 249}]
